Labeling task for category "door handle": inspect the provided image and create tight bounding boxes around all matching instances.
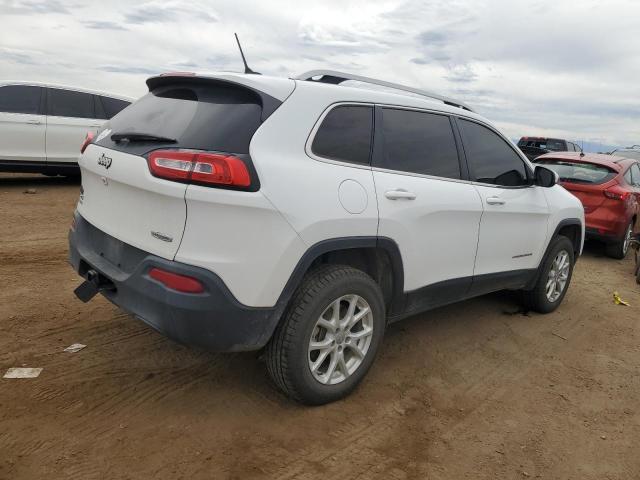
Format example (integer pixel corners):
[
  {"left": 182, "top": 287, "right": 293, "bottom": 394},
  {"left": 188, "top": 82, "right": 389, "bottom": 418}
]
[
  {"left": 486, "top": 197, "right": 506, "bottom": 205},
  {"left": 26, "top": 119, "right": 42, "bottom": 125},
  {"left": 385, "top": 189, "right": 416, "bottom": 200}
]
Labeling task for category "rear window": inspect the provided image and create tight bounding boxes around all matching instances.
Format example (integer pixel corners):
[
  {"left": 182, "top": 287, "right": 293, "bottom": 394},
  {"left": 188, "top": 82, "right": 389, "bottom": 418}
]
[
  {"left": 536, "top": 159, "right": 616, "bottom": 184},
  {"left": 97, "top": 82, "right": 264, "bottom": 155}
]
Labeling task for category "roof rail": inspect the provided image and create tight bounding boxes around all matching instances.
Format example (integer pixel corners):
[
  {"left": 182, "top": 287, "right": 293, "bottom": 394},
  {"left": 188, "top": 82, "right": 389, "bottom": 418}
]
[{"left": 296, "top": 69, "right": 474, "bottom": 112}]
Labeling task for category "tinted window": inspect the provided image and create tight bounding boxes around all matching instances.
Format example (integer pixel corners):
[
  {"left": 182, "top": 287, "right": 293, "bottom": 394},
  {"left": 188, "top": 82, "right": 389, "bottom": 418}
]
[
  {"left": 312, "top": 105, "right": 373, "bottom": 165},
  {"left": 97, "top": 82, "right": 264, "bottom": 155},
  {"left": 48, "top": 88, "right": 94, "bottom": 118},
  {"left": 0, "top": 85, "right": 42, "bottom": 114},
  {"left": 517, "top": 138, "right": 565, "bottom": 151},
  {"left": 100, "top": 96, "right": 130, "bottom": 119},
  {"left": 631, "top": 164, "right": 640, "bottom": 185},
  {"left": 459, "top": 119, "right": 529, "bottom": 186},
  {"left": 377, "top": 108, "right": 459, "bottom": 178},
  {"left": 536, "top": 159, "right": 616, "bottom": 185}
]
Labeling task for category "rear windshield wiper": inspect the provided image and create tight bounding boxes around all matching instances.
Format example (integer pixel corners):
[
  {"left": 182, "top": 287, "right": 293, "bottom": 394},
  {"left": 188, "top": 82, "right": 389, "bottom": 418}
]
[
  {"left": 110, "top": 132, "right": 177, "bottom": 143},
  {"left": 559, "top": 177, "right": 592, "bottom": 184}
]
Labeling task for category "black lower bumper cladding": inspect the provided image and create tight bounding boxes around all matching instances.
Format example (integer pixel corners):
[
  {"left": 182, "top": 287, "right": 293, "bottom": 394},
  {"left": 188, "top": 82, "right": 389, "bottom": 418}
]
[{"left": 68, "top": 213, "right": 280, "bottom": 352}]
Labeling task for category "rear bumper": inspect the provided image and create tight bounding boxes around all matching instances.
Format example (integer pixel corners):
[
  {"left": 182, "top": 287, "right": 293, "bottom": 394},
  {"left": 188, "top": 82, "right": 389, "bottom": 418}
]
[
  {"left": 585, "top": 215, "right": 629, "bottom": 242},
  {"left": 68, "top": 213, "right": 280, "bottom": 352}
]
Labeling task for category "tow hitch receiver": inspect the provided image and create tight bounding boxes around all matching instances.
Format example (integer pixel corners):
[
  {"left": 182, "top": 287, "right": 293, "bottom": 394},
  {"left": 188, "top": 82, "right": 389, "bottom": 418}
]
[{"left": 74, "top": 269, "right": 116, "bottom": 303}]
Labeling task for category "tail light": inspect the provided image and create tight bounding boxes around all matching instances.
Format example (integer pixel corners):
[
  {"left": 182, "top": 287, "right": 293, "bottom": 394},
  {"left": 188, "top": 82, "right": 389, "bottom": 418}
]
[
  {"left": 603, "top": 186, "right": 629, "bottom": 201},
  {"left": 149, "top": 268, "right": 204, "bottom": 293},
  {"left": 147, "top": 150, "right": 251, "bottom": 188},
  {"left": 80, "top": 132, "right": 94, "bottom": 154}
]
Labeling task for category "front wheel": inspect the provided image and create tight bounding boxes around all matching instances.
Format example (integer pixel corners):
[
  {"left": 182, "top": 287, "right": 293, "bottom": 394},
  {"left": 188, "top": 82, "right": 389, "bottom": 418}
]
[
  {"left": 522, "top": 236, "right": 575, "bottom": 313},
  {"left": 265, "top": 265, "right": 385, "bottom": 405}
]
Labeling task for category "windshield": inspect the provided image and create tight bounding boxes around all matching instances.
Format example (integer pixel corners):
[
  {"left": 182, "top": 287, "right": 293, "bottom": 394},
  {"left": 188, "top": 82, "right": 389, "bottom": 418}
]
[
  {"left": 536, "top": 159, "right": 616, "bottom": 184},
  {"left": 612, "top": 150, "right": 640, "bottom": 161},
  {"left": 518, "top": 139, "right": 566, "bottom": 151}
]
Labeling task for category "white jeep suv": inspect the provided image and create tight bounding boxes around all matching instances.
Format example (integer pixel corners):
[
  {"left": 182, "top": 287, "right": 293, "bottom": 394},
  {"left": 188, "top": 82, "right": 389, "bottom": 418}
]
[
  {"left": 69, "top": 70, "right": 584, "bottom": 404},
  {"left": 0, "top": 82, "right": 132, "bottom": 176}
]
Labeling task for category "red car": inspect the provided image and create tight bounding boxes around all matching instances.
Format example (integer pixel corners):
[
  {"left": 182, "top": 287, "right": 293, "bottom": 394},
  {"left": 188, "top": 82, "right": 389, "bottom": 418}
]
[{"left": 535, "top": 152, "right": 640, "bottom": 258}]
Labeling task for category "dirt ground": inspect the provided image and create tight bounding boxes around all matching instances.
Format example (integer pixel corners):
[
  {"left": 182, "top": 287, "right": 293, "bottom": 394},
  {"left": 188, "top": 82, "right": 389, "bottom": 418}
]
[{"left": 1, "top": 172, "right": 639, "bottom": 480}]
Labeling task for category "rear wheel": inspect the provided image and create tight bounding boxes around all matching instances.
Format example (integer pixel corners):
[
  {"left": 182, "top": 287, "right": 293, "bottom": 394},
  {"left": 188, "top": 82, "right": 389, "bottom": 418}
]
[
  {"left": 522, "top": 236, "right": 575, "bottom": 313},
  {"left": 606, "top": 221, "right": 634, "bottom": 259},
  {"left": 265, "top": 265, "right": 385, "bottom": 405}
]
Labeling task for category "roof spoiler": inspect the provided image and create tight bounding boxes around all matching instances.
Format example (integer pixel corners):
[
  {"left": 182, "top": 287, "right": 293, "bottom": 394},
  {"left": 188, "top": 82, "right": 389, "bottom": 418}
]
[{"left": 146, "top": 74, "right": 282, "bottom": 122}]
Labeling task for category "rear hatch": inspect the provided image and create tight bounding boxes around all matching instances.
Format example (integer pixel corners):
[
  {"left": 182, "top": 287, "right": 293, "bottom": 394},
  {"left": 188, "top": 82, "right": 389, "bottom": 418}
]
[
  {"left": 535, "top": 158, "right": 618, "bottom": 213},
  {"left": 77, "top": 75, "right": 282, "bottom": 260}
]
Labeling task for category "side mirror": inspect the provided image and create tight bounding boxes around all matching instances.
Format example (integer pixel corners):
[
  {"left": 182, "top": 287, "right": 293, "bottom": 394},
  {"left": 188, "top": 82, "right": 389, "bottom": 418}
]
[{"left": 534, "top": 165, "right": 557, "bottom": 188}]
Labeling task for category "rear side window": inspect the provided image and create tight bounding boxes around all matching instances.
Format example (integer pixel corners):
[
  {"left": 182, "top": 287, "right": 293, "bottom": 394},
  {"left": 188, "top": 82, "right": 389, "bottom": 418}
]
[
  {"left": 311, "top": 105, "right": 373, "bottom": 165},
  {"left": 47, "top": 88, "right": 94, "bottom": 118},
  {"left": 459, "top": 119, "right": 529, "bottom": 187},
  {"left": 99, "top": 82, "right": 264, "bottom": 154},
  {"left": 377, "top": 108, "right": 460, "bottom": 179},
  {"left": 631, "top": 164, "right": 640, "bottom": 186},
  {"left": 536, "top": 159, "right": 616, "bottom": 185},
  {"left": 99, "top": 96, "right": 130, "bottom": 119},
  {"left": 0, "top": 85, "right": 42, "bottom": 114}
]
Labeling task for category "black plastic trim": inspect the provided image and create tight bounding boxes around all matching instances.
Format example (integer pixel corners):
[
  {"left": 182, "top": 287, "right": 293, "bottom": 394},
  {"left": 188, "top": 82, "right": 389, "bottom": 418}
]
[
  {"left": 271, "top": 236, "right": 405, "bottom": 319},
  {"left": 522, "top": 217, "right": 583, "bottom": 290},
  {"left": 69, "top": 213, "right": 278, "bottom": 352}
]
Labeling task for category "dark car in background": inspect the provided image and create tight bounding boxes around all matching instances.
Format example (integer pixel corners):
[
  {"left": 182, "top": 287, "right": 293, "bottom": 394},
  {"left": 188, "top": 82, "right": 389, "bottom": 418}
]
[
  {"left": 535, "top": 152, "right": 640, "bottom": 259},
  {"left": 517, "top": 137, "right": 582, "bottom": 161}
]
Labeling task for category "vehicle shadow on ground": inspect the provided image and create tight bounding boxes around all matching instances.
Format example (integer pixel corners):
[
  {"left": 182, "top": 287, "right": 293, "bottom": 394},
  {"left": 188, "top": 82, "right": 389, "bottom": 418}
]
[
  {"left": 0, "top": 174, "right": 80, "bottom": 187},
  {"left": 84, "top": 239, "right": 618, "bottom": 411}
]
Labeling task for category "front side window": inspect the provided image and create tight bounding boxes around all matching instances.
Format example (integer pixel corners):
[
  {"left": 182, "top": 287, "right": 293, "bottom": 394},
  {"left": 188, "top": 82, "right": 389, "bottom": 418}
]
[
  {"left": 0, "top": 85, "right": 42, "bottom": 114},
  {"left": 376, "top": 108, "right": 460, "bottom": 179},
  {"left": 459, "top": 119, "right": 529, "bottom": 187},
  {"left": 47, "top": 88, "right": 94, "bottom": 118},
  {"left": 311, "top": 105, "right": 373, "bottom": 165}
]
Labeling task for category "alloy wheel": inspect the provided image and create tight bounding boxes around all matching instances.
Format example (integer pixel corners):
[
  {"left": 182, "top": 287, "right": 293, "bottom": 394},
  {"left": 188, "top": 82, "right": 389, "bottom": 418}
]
[
  {"left": 308, "top": 294, "right": 374, "bottom": 385},
  {"left": 546, "top": 250, "right": 570, "bottom": 302}
]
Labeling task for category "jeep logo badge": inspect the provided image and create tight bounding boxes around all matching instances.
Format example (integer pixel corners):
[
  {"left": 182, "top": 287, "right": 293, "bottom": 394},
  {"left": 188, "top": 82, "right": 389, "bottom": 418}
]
[{"left": 98, "top": 153, "right": 112, "bottom": 169}]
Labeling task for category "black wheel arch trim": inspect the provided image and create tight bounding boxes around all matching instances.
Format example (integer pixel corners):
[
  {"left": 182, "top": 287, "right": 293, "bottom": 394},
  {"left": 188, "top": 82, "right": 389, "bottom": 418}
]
[
  {"left": 524, "top": 217, "right": 583, "bottom": 290},
  {"left": 272, "top": 236, "right": 405, "bottom": 319}
]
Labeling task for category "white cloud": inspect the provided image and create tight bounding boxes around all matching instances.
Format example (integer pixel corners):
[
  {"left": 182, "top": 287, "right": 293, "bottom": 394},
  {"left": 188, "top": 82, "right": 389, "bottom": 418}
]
[{"left": 0, "top": 0, "right": 638, "bottom": 147}]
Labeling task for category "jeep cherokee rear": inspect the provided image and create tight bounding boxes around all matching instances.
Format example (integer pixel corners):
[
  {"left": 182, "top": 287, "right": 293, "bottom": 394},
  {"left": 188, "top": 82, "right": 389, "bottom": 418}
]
[{"left": 69, "top": 70, "right": 584, "bottom": 404}]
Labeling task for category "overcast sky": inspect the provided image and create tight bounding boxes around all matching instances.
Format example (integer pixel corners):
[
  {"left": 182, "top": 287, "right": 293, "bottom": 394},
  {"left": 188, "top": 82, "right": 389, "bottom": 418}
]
[{"left": 1, "top": 0, "right": 639, "bottom": 150}]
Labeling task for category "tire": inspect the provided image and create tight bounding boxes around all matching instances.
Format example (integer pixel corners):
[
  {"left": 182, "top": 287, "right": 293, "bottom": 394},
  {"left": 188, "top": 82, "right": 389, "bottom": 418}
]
[
  {"left": 605, "top": 221, "right": 634, "bottom": 259},
  {"left": 522, "top": 236, "right": 575, "bottom": 314},
  {"left": 265, "top": 265, "right": 385, "bottom": 405}
]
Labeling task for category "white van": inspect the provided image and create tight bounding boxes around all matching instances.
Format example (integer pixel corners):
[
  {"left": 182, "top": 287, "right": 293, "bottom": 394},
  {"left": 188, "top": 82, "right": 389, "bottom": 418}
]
[{"left": 0, "top": 82, "right": 133, "bottom": 176}]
